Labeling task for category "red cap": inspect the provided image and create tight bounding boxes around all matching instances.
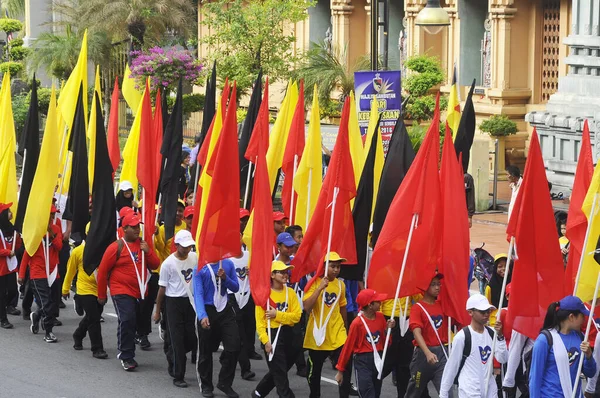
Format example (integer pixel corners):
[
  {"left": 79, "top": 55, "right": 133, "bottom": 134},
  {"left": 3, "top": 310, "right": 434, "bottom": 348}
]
[
  {"left": 0, "top": 202, "right": 12, "bottom": 213},
  {"left": 356, "top": 289, "right": 388, "bottom": 308},
  {"left": 122, "top": 213, "right": 143, "bottom": 227},
  {"left": 184, "top": 206, "right": 194, "bottom": 218},
  {"left": 50, "top": 204, "right": 60, "bottom": 214},
  {"left": 239, "top": 208, "right": 250, "bottom": 219},
  {"left": 273, "top": 211, "right": 288, "bottom": 222},
  {"left": 119, "top": 207, "right": 134, "bottom": 219}
]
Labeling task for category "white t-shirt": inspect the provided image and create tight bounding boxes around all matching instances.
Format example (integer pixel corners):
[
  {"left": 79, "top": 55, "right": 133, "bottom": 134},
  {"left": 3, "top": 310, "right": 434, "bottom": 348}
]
[
  {"left": 229, "top": 251, "right": 250, "bottom": 308},
  {"left": 158, "top": 252, "right": 197, "bottom": 298},
  {"left": 440, "top": 325, "right": 508, "bottom": 398},
  {"left": 54, "top": 193, "right": 68, "bottom": 233}
]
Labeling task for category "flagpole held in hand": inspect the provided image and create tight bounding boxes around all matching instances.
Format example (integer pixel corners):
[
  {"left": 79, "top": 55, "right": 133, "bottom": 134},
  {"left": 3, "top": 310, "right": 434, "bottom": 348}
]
[
  {"left": 573, "top": 193, "right": 599, "bottom": 295},
  {"left": 141, "top": 187, "right": 146, "bottom": 296},
  {"left": 318, "top": 186, "right": 339, "bottom": 335},
  {"left": 19, "top": 148, "right": 27, "bottom": 185},
  {"left": 363, "top": 237, "right": 370, "bottom": 288},
  {"left": 379, "top": 213, "right": 418, "bottom": 379},
  {"left": 484, "top": 236, "right": 515, "bottom": 396},
  {"left": 289, "top": 154, "right": 298, "bottom": 224},
  {"left": 306, "top": 169, "right": 313, "bottom": 231},
  {"left": 242, "top": 161, "right": 253, "bottom": 209}
]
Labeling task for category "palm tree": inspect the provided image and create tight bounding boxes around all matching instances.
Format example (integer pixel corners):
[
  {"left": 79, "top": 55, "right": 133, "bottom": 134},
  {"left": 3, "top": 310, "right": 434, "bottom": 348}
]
[{"left": 0, "top": 0, "right": 25, "bottom": 18}]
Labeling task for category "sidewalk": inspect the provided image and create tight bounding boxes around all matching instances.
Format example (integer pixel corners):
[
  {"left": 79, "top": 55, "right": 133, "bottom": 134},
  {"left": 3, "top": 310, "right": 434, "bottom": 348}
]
[{"left": 470, "top": 213, "right": 509, "bottom": 257}]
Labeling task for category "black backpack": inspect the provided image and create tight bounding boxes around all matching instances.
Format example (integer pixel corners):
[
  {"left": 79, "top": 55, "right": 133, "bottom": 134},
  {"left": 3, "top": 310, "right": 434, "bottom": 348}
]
[{"left": 455, "top": 326, "right": 495, "bottom": 385}]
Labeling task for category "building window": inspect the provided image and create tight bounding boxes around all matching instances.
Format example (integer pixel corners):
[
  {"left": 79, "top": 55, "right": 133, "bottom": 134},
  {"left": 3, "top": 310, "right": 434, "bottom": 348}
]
[{"left": 541, "top": 0, "right": 561, "bottom": 103}]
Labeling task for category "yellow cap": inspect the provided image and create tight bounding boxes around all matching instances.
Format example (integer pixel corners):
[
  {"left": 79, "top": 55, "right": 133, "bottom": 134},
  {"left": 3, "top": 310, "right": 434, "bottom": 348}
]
[
  {"left": 325, "top": 251, "right": 347, "bottom": 263},
  {"left": 271, "top": 260, "right": 294, "bottom": 272},
  {"left": 494, "top": 253, "right": 508, "bottom": 263}
]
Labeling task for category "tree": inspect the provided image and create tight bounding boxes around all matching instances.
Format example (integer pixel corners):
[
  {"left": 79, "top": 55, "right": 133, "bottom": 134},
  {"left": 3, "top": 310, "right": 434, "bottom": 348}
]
[
  {"left": 200, "top": 0, "right": 314, "bottom": 95},
  {"left": 0, "top": 0, "right": 25, "bottom": 18}
]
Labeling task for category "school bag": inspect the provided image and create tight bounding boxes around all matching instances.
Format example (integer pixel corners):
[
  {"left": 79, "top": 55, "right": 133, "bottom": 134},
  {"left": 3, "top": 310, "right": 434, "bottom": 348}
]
[{"left": 455, "top": 326, "right": 495, "bottom": 385}]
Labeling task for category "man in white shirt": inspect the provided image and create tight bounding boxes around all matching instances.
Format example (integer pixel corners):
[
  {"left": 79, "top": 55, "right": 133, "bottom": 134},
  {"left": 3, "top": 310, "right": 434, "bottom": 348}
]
[
  {"left": 440, "top": 294, "right": 508, "bottom": 398},
  {"left": 154, "top": 230, "right": 198, "bottom": 388}
]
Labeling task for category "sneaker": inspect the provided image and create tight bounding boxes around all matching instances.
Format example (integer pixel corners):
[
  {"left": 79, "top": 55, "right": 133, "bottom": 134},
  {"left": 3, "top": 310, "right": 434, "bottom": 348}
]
[
  {"left": 93, "top": 350, "right": 108, "bottom": 359},
  {"left": 134, "top": 336, "right": 142, "bottom": 345},
  {"left": 158, "top": 323, "right": 165, "bottom": 341},
  {"left": 30, "top": 312, "right": 40, "bottom": 334},
  {"left": 241, "top": 370, "right": 255, "bottom": 381},
  {"left": 6, "top": 306, "right": 21, "bottom": 316},
  {"left": 44, "top": 332, "right": 58, "bottom": 343},
  {"left": 121, "top": 359, "right": 137, "bottom": 371},
  {"left": 73, "top": 334, "right": 83, "bottom": 350},
  {"left": 99, "top": 316, "right": 105, "bottom": 323},
  {"left": 216, "top": 383, "right": 239, "bottom": 398},
  {"left": 58, "top": 299, "right": 66, "bottom": 309},
  {"left": 0, "top": 319, "right": 13, "bottom": 329},
  {"left": 53, "top": 319, "right": 62, "bottom": 327},
  {"left": 248, "top": 351, "right": 263, "bottom": 360},
  {"left": 201, "top": 388, "right": 214, "bottom": 398},
  {"left": 349, "top": 383, "right": 359, "bottom": 396},
  {"left": 139, "top": 335, "right": 151, "bottom": 350},
  {"left": 173, "top": 379, "right": 188, "bottom": 388}
]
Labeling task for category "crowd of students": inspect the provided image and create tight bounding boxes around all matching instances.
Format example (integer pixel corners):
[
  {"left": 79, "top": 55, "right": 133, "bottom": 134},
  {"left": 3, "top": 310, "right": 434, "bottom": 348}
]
[{"left": 0, "top": 179, "right": 599, "bottom": 398}]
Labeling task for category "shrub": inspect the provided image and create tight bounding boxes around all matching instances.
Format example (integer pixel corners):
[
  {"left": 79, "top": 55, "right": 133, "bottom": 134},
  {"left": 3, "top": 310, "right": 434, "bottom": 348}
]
[
  {"left": 33, "top": 87, "right": 54, "bottom": 115},
  {"left": 9, "top": 46, "right": 29, "bottom": 61},
  {"left": 405, "top": 95, "right": 448, "bottom": 122},
  {"left": 479, "top": 115, "right": 518, "bottom": 136},
  {"left": 8, "top": 38, "right": 23, "bottom": 48},
  {"left": 166, "top": 93, "right": 205, "bottom": 115},
  {"left": 0, "top": 61, "right": 23, "bottom": 76},
  {"left": 12, "top": 93, "right": 28, "bottom": 134},
  {"left": 0, "top": 19, "right": 23, "bottom": 34},
  {"left": 320, "top": 99, "right": 342, "bottom": 118}
]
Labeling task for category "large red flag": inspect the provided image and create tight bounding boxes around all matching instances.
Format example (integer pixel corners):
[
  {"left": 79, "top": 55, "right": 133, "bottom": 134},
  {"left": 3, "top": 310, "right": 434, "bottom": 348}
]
[
  {"left": 107, "top": 77, "right": 121, "bottom": 173},
  {"left": 248, "top": 96, "right": 274, "bottom": 310},
  {"left": 245, "top": 77, "right": 269, "bottom": 163},
  {"left": 505, "top": 129, "right": 564, "bottom": 340},
  {"left": 367, "top": 94, "right": 442, "bottom": 298},
  {"left": 281, "top": 80, "right": 305, "bottom": 223},
  {"left": 291, "top": 97, "right": 357, "bottom": 284},
  {"left": 439, "top": 123, "right": 470, "bottom": 326},
  {"left": 564, "top": 120, "right": 594, "bottom": 294},
  {"left": 198, "top": 84, "right": 241, "bottom": 264}
]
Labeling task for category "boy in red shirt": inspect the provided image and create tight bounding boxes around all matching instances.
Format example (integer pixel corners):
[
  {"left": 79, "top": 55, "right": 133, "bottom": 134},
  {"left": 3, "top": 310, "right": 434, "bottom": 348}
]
[
  {"left": 406, "top": 272, "right": 448, "bottom": 397},
  {"left": 335, "top": 289, "right": 395, "bottom": 398}
]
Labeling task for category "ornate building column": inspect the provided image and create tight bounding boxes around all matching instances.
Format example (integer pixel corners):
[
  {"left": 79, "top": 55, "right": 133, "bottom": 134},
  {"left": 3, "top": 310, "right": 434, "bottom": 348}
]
[
  {"left": 331, "top": 0, "right": 354, "bottom": 65},
  {"left": 444, "top": 0, "right": 459, "bottom": 85},
  {"left": 487, "top": 0, "right": 517, "bottom": 96},
  {"left": 403, "top": 0, "right": 426, "bottom": 57}
]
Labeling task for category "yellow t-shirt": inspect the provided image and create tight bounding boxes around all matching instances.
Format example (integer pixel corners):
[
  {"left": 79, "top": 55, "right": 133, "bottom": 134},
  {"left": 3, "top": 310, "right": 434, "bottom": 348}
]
[
  {"left": 484, "top": 285, "right": 499, "bottom": 326},
  {"left": 381, "top": 294, "right": 422, "bottom": 318},
  {"left": 154, "top": 222, "right": 186, "bottom": 270},
  {"left": 303, "top": 277, "right": 347, "bottom": 351},
  {"left": 255, "top": 286, "right": 302, "bottom": 344},
  {"left": 61, "top": 243, "right": 98, "bottom": 297}
]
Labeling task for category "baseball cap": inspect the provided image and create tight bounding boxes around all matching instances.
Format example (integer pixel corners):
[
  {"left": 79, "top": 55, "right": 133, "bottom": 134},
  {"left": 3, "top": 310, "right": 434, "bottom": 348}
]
[
  {"left": 356, "top": 289, "right": 388, "bottom": 308},
  {"left": 174, "top": 230, "right": 195, "bottom": 247},
  {"left": 120, "top": 181, "right": 133, "bottom": 192},
  {"left": 324, "top": 251, "right": 346, "bottom": 263},
  {"left": 494, "top": 253, "right": 508, "bottom": 263},
  {"left": 184, "top": 206, "right": 194, "bottom": 218},
  {"left": 119, "top": 207, "right": 134, "bottom": 219},
  {"left": 122, "top": 213, "right": 143, "bottom": 228},
  {"left": 466, "top": 293, "right": 496, "bottom": 311},
  {"left": 559, "top": 295, "right": 590, "bottom": 316},
  {"left": 271, "top": 260, "right": 293, "bottom": 273},
  {"left": 276, "top": 232, "right": 297, "bottom": 247},
  {"left": 0, "top": 202, "right": 12, "bottom": 213},
  {"left": 273, "top": 211, "right": 288, "bottom": 222},
  {"left": 239, "top": 208, "right": 250, "bottom": 219}
]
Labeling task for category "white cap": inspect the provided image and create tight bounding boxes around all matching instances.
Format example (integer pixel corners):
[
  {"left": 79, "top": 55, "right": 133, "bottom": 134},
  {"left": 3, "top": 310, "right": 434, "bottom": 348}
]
[
  {"left": 174, "top": 230, "right": 195, "bottom": 248},
  {"left": 120, "top": 181, "right": 133, "bottom": 192},
  {"left": 466, "top": 293, "right": 496, "bottom": 311}
]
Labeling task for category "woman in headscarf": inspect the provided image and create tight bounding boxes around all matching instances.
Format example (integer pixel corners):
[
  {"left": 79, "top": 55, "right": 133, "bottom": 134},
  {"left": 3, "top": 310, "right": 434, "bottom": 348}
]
[
  {"left": 115, "top": 181, "right": 137, "bottom": 212},
  {"left": 485, "top": 253, "right": 511, "bottom": 326}
]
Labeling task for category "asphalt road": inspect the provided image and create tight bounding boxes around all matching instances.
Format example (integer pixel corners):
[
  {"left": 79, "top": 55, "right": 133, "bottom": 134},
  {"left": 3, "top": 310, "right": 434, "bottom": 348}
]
[{"left": 0, "top": 297, "right": 410, "bottom": 398}]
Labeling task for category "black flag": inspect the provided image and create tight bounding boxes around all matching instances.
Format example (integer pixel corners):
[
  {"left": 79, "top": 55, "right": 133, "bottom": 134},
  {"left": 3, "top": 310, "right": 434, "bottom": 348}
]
[
  {"left": 454, "top": 80, "right": 476, "bottom": 171},
  {"left": 197, "top": 61, "right": 217, "bottom": 147},
  {"left": 371, "top": 118, "right": 416, "bottom": 247},
  {"left": 83, "top": 93, "right": 116, "bottom": 274},
  {"left": 15, "top": 77, "right": 40, "bottom": 232},
  {"left": 161, "top": 79, "right": 184, "bottom": 241},
  {"left": 340, "top": 119, "right": 380, "bottom": 281},
  {"left": 239, "top": 70, "right": 263, "bottom": 207}
]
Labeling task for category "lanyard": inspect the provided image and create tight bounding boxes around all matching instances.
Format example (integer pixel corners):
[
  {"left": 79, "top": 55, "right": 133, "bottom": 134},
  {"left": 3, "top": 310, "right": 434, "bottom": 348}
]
[
  {"left": 122, "top": 240, "right": 147, "bottom": 298},
  {"left": 0, "top": 230, "right": 17, "bottom": 272},
  {"left": 357, "top": 313, "right": 384, "bottom": 378},
  {"left": 207, "top": 264, "right": 228, "bottom": 312},
  {"left": 268, "top": 287, "right": 289, "bottom": 362}
]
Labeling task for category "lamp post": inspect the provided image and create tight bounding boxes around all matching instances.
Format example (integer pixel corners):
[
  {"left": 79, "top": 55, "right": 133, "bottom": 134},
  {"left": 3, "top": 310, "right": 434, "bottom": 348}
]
[
  {"left": 415, "top": 0, "right": 450, "bottom": 35},
  {"left": 370, "top": 0, "right": 379, "bottom": 71}
]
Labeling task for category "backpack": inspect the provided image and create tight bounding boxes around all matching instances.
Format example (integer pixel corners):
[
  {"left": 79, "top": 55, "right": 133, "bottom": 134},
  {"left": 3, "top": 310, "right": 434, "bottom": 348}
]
[
  {"left": 538, "top": 329, "right": 584, "bottom": 354},
  {"left": 115, "top": 239, "right": 124, "bottom": 261},
  {"left": 455, "top": 326, "right": 495, "bottom": 385}
]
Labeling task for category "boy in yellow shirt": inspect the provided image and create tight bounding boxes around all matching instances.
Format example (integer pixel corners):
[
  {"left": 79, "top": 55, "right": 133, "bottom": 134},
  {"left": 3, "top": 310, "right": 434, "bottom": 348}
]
[{"left": 252, "top": 261, "right": 302, "bottom": 398}]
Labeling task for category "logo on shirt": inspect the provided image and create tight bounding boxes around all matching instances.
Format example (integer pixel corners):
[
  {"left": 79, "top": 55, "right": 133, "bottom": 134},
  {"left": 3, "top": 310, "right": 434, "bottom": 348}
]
[
  {"left": 324, "top": 292, "right": 337, "bottom": 307},
  {"left": 568, "top": 347, "right": 580, "bottom": 366},
  {"left": 275, "top": 302, "right": 288, "bottom": 312},
  {"left": 236, "top": 267, "right": 248, "bottom": 280},
  {"left": 132, "top": 251, "right": 139, "bottom": 263},
  {"left": 479, "top": 346, "right": 492, "bottom": 364},
  {"left": 430, "top": 315, "right": 443, "bottom": 329},
  {"left": 366, "top": 331, "right": 381, "bottom": 345},
  {"left": 181, "top": 268, "right": 193, "bottom": 283}
]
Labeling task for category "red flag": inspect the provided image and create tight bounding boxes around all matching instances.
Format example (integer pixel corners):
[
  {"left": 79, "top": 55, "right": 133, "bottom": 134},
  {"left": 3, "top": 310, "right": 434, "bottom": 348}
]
[
  {"left": 439, "top": 123, "right": 470, "bottom": 326},
  {"left": 367, "top": 94, "right": 442, "bottom": 298},
  {"left": 107, "top": 77, "right": 121, "bottom": 173},
  {"left": 505, "top": 130, "right": 564, "bottom": 340},
  {"left": 198, "top": 83, "right": 241, "bottom": 264},
  {"left": 281, "top": 80, "right": 305, "bottom": 223},
  {"left": 564, "top": 120, "right": 594, "bottom": 294},
  {"left": 248, "top": 96, "right": 274, "bottom": 310},
  {"left": 291, "top": 97, "right": 357, "bottom": 284},
  {"left": 245, "top": 77, "right": 269, "bottom": 163}
]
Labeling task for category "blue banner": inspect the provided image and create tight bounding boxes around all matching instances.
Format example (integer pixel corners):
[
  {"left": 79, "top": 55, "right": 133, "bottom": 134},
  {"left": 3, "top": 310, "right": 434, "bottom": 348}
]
[{"left": 353, "top": 70, "right": 402, "bottom": 153}]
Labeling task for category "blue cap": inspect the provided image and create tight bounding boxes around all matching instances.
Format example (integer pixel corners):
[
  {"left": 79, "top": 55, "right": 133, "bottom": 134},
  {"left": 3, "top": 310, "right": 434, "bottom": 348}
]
[
  {"left": 276, "top": 232, "right": 296, "bottom": 247},
  {"left": 559, "top": 296, "right": 590, "bottom": 316}
]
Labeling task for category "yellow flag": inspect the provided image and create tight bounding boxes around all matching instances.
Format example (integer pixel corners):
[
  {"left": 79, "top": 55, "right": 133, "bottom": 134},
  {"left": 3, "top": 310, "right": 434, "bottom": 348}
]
[
  {"left": 447, "top": 67, "right": 460, "bottom": 138},
  {"left": 123, "top": 64, "right": 142, "bottom": 115},
  {"left": 119, "top": 86, "right": 147, "bottom": 195},
  {"left": 22, "top": 87, "right": 60, "bottom": 255},
  {"left": 87, "top": 66, "right": 102, "bottom": 191},
  {"left": 266, "top": 81, "right": 299, "bottom": 192},
  {"left": 348, "top": 92, "right": 364, "bottom": 188},
  {"left": 576, "top": 162, "right": 600, "bottom": 301},
  {"left": 0, "top": 72, "right": 16, "bottom": 215},
  {"left": 58, "top": 30, "right": 88, "bottom": 134},
  {"left": 56, "top": 113, "right": 71, "bottom": 195},
  {"left": 364, "top": 98, "right": 385, "bottom": 219},
  {"left": 293, "top": 84, "right": 322, "bottom": 231}
]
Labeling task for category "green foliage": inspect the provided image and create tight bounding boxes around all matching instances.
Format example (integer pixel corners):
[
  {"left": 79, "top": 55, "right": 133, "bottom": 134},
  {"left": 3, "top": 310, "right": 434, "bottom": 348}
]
[
  {"left": 1, "top": 0, "right": 26, "bottom": 18},
  {"left": 402, "top": 54, "right": 446, "bottom": 122},
  {"left": 9, "top": 45, "right": 28, "bottom": 61},
  {"left": 237, "top": 108, "right": 247, "bottom": 124},
  {"left": 405, "top": 95, "right": 448, "bottom": 123},
  {"left": 320, "top": 98, "right": 342, "bottom": 118},
  {"left": 35, "top": 87, "right": 53, "bottom": 115},
  {"left": 8, "top": 37, "right": 22, "bottom": 47},
  {"left": 200, "top": 0, "right": 314, "bottom": 95},
  {"left": 0, "top": 60, "right": 22, "bottom": 76},
  {"left": 479, "top": 115, "right": 518, "bottom": 136},
  {"left": 0, "top": 18, "right": 22, "bottom": 33},
  {"left": 12, "top": 93, "right": 28, "bottom": 133},
  {"left": 167, "top": 93, "right": 206, "bottom": 116},
  {"left": 407, "top": 124, "right": 426, "bottom": 152}
]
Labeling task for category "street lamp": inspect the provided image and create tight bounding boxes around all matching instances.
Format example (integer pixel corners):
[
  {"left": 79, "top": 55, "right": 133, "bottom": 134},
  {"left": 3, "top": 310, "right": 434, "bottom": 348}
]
[{"left": 415, "top": 0, "right": 450, "bottom": 35}]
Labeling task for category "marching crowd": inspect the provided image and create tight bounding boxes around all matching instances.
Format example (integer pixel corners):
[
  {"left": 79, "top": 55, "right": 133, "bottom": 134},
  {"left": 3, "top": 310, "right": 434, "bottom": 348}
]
[{"left": 0, "top": 175, "right": 598, "bottom": 398}]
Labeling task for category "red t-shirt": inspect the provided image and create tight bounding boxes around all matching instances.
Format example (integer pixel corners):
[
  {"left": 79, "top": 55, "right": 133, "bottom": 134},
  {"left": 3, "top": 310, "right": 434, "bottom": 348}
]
[
  {"left": 583, "top": 304, "right": 600, "bottom": 348},
  {"left": 409, "top": 300, "right": 448, "bottom": 347},
  {"left": 19, "top": 225, "right": 63, "bottom": 280},
  {"left": 336, "top": 312, "right": 389, "bottom": 372},
  {"left": 0, "top": 232, "right": 21, "bottom": 276}
]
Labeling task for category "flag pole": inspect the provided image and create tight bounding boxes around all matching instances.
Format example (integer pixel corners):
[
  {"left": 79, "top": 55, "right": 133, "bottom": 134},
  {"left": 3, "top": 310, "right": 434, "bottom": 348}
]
[
  {"left": 306, "top": 169, "right": 312, "bottom": 231},
  {"left": 319, "top": 186, "right": 339, "bottom": 331},
  {"left": 141, "top": 187, "right": 146, "bottom": 294},
  {"left": 484, "top": 236, "right": 515, "bottom": 396},
  {"left": 242, "top": 161, "right": 253, "bottom": 209},
  {"left": 18, "top": 149, "right": 27, "bottom": 185},
  {"left": 363, "top": 238, "right": 370, "bottom": 288},
  {"left": 448, "top": 316, "right": 452, "bottom": 355},
  {"left": 266, "top": 298, "right": 273, "bottom": 361},
  {"left": 379, "top": 213, "right": 418, "bottom": 379},
  {"left": 572, "top": 193, "right": 599, "bottom": 295},
  {"left": 57, "top": 152, "right": 71, "bottom": 197},
  {"left": 289, "top": 154, "right": 298, "bottom": 224},
  {"left": 572, "top": 272, "right": 600, "bottom": 397}
]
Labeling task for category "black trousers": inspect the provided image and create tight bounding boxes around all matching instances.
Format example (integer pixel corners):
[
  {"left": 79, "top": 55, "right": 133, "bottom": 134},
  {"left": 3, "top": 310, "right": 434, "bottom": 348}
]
[
  {"left": 136, "top": 273, "right": 159, "bottom": 337},
  {"left": 240, "top": 294, "right": 258, "bottom": 355},
  {"left": 30, "top": 278, "right": 57, "bottom": 332},
  {"left": 197, "top": 304, "right": 240, "bottom": 391},
  {"left": 0, "top": 272, "right": 17, "bottom": 321},
  {"left": 21, "top": 271, "right": 34, "bottom": 317},
  {"left": 229, "top": 294, "right": 251, "bottom": 374},
  {"left": 307, "top": 347, "right": 351, "bottom": 398},
  {"left": 255, "top": 326, "right": 300, "bottom": 398},
  {"left": 354, "top": 352, "right": 383, "bottom": 398},
  {"left": 165, "top": 296, "right": 197, "bottom": 381},
  {"left": 293, "top": 311, "right": 307, "bottom": 370},
  {"left": 112, "top": 294, "right": 138, "bottom": 360},
  {"left": 382, "top": 317, "right": 421, "bottom": 398},
  {"left": 74, "top": 294, "right": 104, "bottom": 352}
]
